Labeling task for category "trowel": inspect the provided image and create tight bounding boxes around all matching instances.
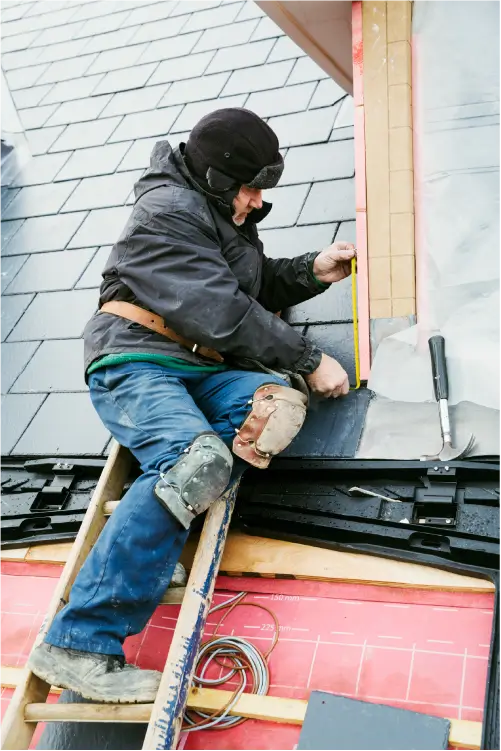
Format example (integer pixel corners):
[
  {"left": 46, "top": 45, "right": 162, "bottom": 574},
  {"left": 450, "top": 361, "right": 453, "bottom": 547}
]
[{"left": 421, "top": 335, "right": 475, "bottom": 462}]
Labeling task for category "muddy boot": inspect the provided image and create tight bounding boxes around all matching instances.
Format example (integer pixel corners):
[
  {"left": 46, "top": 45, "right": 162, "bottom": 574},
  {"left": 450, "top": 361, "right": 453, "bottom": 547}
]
[
  {"left": 28, "top": 643, "right": 161, "bottom": 703},
  {"left": 170, "top": 562, "right": 187, "bottom": 587}
]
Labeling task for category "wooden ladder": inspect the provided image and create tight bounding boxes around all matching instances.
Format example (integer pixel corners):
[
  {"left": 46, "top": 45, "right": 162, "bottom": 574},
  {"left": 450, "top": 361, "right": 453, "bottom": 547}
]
[{"left": 1, "top": 440, "right": 239, "bottom": 750}]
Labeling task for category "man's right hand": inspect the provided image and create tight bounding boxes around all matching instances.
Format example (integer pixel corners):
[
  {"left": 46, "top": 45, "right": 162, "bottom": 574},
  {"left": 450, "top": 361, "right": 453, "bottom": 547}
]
[{"left": 305, "top": 354, "right": 350, "bottom": 398}]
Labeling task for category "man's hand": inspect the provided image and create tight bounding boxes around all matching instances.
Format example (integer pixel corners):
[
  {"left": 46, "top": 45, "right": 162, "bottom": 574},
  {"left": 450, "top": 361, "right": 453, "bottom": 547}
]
[
  {"left": 305, "top": 354, "right": 350, "bottom": 398},
  {"left": 313, "top": 242, "right": 356, "bottom": 284}
]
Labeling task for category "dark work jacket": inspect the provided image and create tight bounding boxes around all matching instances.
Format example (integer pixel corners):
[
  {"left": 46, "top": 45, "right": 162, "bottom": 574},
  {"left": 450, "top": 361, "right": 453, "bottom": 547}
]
[{"left": 83, "top": 141, "right": 326, "bottom": 377}]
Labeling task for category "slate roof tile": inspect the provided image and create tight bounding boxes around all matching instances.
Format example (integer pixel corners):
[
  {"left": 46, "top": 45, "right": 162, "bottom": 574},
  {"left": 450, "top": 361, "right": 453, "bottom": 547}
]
[
  {"left": 1, "top": 181, "right": 80, "bottom": 220},
  {"left": 2, "top": 30, "right": 42, "bottom": 53},
  {"left": 258, "top": 184, "right": 310, "bottom": 230},
  {"left": 61, "top": 170, "right": 142, "bottom": 213},
  {"left": 107, "top": 105, "right": 182, "bottom": 142},
  {"left": 285, "top": 276, "right": 353, "bottom": 325},
  {"left": 1, "top": 220, "right": 25, "bottom": 255},
  {"left": 2, "top": 213, "right": 87, "bottom": 255},
  {"left": 138, "top": 30, "right": 202, "bottom": 64},
  {"left": 193, "top": 18, "right": 257, "bottom": 54},
  {"left": 330, "top": 125, "right": 355, "bottom": 142},
  {"left": 121, "top": 1, "right": 176, "bottom": 27},
  {"left": 246, "top": 82, "right": 315, "bottom": 118},
  {"left": 67, "top": 206, "right": 131, "bottom": 248},
  {"left": 73, "top": 9, "right": 133, "bottom": 39},
  {"left": 85, "top": 43, "right": 150, "bottom": 76},
  {"left": 31, "top": 22, "right": 85, "bottom": 48},
  {"left": 100, "top": 85, "right": 168, "bottom": 119},
  {"left": 299, "top": 178, "right": 356, "bottom": 225},
  {"left": 80, "top": 27, "right": 139, "bottom": 55},
  {"left": 127, "top": 14, "right": 190, "bottom": 45},
  {"left": 23, "top": 2, "right": 75, "bottom": 18},
  {"left": 2, "top": 393, "right": 47, "bottom": 454},
  {"left": 1, "top": 255, "right": 28, "bottom": 293},
  {"left": 182, "top": 3, "right": 242, "bottom": 33},
  {"left": 4, "top": 247, "right": 96, "bottom": 294},
  {"left": 36, "top": 53, "right": 98, "bottom": 85},
  {"left": 10, "top": 338, "right": 87, "bottom": 393},
  {"left": 25, "top": 125, "right": 65, "bottom": 155},
  {"left": 1, "top": 293, "right": 35, "bottom": 342},
  {"left": 235, "top": 1, "right": 264, "bottom": 21},
  {"left": 281, "top": 140, "right": 354, "bottom": 185},
  {"left": 159, "top": 72, "right": 230, "bottom": 107},
  {"left": 1, "top": 341, "right": 40, "bottom": 394},
  {"left": 206, "top": 38, "right": 275, "bottom": 75},
  {"left": 75, "top": 246, "right": 110, "bottom": 289},
  {"left": 91, "top": 62, "right": 159, "bottom": 96},
  {"left": 39, "top": 73, "right": 103, "bottom": 104},
  {"left": 250, "top": 14, "right": 282, "bottom": 41},
  {"left": 310, "top": 79, "right": 347, "bottom": 109},
  {"left": 268, "top": 104, "right": 341, "bottom": 148},
  {"left": 267, "top": 35, "right": 306, "bottom": 63},
  {"left": 222, "top": 59, "right": 295, "bottom": 96},
  {"left": 170, "top": 94, "right": 246, "bottom": 133},
  {"left": 169, "top": 1, "right": 221, "bottom": 17},
  {"left": 147, "top": 51, "right": 214, "bottom": 86},
  {"left": 69, "top": 1, "right": 122, "bottom": 23},
  {"left": 44, "top": 94, "right": 112, "bottom": 127},
  {"left": 11, "top": 83, "right": 53, "bottom": 109},
  {"left": 115, "top": 137, "right": 159, "bottom": 172},
  {"left": 7, "top": 289, "right": 98, "bottom": 341},
  {"left": 336, "top": 220, "right": 357, "bottom": 244},
  {"left": 5, "top": 62, "right": 49, "bottom": 90},
  {"left": 334, "top": 95, "right": 355, "bottom": 128},
  {"left": 34, "top": 37, "right": 89, "bottom": 64},
  {"left": 259, "top": 223, "right": 337, "bottom": 260},
  {"left": 11, "top": 151, "right": 72, "bottom": 187},
  {"left": 287, "top": 55, "right": 330, "bottom": 85},
  {"left": 11, "top": 391, "right": 110, "bottom": 455},
  {"left": 2, "top": 46, "right": 43, "bottom": 71},
  {"left": 49, "top": 116, "right": 123, "bottom": 151},
  {"left": 53, "top": 142, "right": 132, "bottom": 181},
  {"left": 15, "top": 101, "right": 43, "bottom": 137},
  {"left": 1, "top": 5, "right": 78, "bottom": 37}
]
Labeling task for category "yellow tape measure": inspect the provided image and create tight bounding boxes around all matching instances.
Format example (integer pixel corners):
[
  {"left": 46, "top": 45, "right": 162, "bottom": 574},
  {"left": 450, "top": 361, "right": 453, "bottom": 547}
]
[{"left": 350, "top": 256, "right": 361, "bottom": 391}]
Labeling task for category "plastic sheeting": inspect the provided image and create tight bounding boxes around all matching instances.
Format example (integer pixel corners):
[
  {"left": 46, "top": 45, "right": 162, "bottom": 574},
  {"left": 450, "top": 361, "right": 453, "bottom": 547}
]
[{"left": 359, "top": 1, "right": 499, "bottom": 459}]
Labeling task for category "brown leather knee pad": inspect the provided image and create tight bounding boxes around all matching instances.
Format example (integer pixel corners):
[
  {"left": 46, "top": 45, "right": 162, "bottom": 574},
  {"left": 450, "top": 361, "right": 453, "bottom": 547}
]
[{"left": 232, "top": 384, "right": 308, "bottom": 469}]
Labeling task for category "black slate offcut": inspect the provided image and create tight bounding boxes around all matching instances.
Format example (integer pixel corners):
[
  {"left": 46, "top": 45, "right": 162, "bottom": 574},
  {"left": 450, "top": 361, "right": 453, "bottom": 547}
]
[{"left": 297, "top": 691, "right": 450, "bottom": 750}]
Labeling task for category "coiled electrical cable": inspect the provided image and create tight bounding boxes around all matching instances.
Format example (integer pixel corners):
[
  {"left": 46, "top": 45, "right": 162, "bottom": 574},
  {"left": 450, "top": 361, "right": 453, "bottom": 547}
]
[{"left": 182, "top": 591, "right": 279, "bottom": 732}]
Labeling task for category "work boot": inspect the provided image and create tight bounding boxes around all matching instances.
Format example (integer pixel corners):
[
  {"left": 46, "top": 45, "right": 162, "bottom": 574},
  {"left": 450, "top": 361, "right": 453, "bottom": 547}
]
[
  {"left": 170, "top": 562, "right": 187, "bottom": 587},
  {"left": 28, "top": 643, "right": 161, "bottom": 703}
]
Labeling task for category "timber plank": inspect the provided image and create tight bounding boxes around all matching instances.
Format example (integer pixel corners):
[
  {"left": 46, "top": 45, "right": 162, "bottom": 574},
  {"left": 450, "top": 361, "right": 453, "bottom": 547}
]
[{"left": 19, "top": 687, "right": 481, "bottom": 750}]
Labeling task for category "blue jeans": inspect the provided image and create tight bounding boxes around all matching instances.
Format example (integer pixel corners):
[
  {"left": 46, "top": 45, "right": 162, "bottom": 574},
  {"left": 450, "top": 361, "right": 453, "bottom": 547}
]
[{"left": 45, "top": 362, "right": 287, "bottom": 656}]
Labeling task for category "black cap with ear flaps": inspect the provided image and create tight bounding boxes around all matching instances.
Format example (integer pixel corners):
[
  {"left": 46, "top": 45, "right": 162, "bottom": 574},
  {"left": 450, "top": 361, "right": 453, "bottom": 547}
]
[{"left": 185, "top": 108, "right": 284, "bottom": 192}]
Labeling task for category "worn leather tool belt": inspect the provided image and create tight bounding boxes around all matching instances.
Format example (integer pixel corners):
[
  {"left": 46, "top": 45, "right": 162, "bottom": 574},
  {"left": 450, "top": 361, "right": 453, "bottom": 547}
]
[{"left": 100, "top": 301, "right": 224, "bottom": 363}]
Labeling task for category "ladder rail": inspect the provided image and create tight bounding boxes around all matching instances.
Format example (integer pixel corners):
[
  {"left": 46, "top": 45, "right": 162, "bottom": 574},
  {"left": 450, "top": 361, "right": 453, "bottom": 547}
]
[
  {"left": 143, "top": 481, "right": 238, "bottom": 750},
  {"left": 1, "top": 441, "right": 132, "bottom": 751}
]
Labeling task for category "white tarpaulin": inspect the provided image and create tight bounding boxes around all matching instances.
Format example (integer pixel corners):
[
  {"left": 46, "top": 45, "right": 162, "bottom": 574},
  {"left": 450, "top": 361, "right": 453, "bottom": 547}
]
[{"left": 358, "top": 0, "right": 499, "bottom": 458}]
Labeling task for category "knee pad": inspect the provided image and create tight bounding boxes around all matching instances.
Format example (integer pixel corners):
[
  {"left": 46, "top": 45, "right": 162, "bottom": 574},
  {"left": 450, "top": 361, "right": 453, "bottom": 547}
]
[
  {"left": 154, "top": 433, "right": 233, "bottom": 529},
  {"left": 233, "top": 384, "right": 307, "bottom": 469}
]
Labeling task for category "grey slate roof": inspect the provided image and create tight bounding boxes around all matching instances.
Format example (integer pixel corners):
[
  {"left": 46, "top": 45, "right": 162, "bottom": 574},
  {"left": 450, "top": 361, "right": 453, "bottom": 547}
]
[{"left": 1, "top": 0, "right": 355, "bottom": 457}]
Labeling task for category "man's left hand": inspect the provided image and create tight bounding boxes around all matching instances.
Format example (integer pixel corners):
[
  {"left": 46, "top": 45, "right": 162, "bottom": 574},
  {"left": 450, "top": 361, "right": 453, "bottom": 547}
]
[{"left": 313, "top": 242, "right": 356, "bottom": 284}]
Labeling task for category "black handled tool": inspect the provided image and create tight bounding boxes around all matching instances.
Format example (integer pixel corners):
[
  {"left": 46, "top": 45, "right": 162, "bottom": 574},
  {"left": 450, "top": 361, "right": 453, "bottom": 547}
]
[{"left": 421, "top": 335, "right": 475, "bottom": 461}]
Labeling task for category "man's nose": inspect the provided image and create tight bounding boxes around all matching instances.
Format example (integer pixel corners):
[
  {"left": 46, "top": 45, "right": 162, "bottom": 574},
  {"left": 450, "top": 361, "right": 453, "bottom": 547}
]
[{"left": 250, "top": 190, "right": 263, "bottom": 209}]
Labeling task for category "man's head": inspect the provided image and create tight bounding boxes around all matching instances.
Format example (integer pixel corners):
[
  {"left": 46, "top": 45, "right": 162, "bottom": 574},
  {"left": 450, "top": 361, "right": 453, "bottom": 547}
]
[{"left": 184, "top": 108, "right": 283, "bottom": 225}]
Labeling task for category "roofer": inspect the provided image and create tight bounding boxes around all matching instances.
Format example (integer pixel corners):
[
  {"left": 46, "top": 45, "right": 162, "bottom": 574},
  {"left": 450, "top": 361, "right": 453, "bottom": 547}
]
[{"left": 28, "top": 108, "right": 356, "bottom": 702}]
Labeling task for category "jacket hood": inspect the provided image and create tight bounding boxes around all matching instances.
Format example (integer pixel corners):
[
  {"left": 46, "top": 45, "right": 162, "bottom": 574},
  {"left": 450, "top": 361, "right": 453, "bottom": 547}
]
[{"left": 134, "top": 140, "right": 272, "bottom": 225}]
